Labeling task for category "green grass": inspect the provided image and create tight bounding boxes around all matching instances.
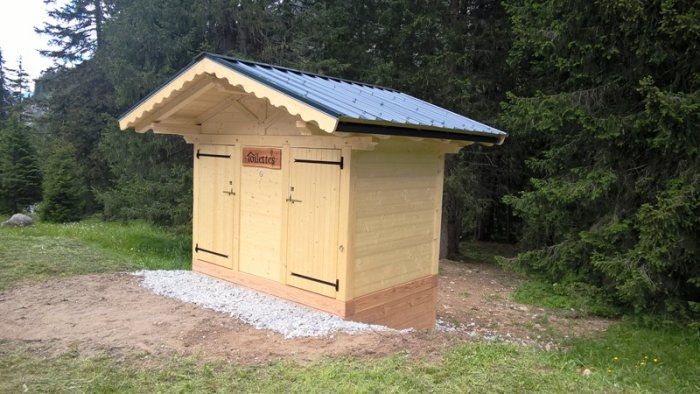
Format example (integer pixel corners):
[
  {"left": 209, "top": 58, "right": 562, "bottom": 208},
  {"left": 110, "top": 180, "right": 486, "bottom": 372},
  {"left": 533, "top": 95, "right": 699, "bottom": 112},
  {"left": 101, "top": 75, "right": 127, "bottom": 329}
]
[
  {"left": 2, "top": 321, "right": 698, "bottom": 393},
  {"left": 2, "top": 221, "right": 698, "bottom": 392},
  {"left": 0, "top": 217, "right": 190, "bottom": 289},
  {"left": 511, "top": 278, "right": 620, "bottom": 317},
  {"left": 561, "top": 320, "right": 700, "bottom": 392}
]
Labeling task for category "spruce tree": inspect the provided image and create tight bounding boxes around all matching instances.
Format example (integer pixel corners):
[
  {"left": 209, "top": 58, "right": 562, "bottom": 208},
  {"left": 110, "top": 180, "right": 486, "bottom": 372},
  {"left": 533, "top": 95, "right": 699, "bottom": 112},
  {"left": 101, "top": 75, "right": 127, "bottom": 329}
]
[
  {"left": 6, "top": 57, "right": 31, "bottom": 121},
  {"left": 40, "top": 143, "right": 87, "bottom": 222},
  {"left": 0, "top": 114, "right": 43, "bottom": 213},
  {"left": 33, "top": 0, "right": 122, "bottom": 214},
  {"left": 500, "top": 0, "right": 700, "bottom": 314},
  {"left": 35, "top": 0, "right": 113, "bottom": 64},
  {"left": 0, "top": 48, "right": 12, "bottom": 120},
  {"left": 6, "top": 57, "right": 30, "bottom": 104}
]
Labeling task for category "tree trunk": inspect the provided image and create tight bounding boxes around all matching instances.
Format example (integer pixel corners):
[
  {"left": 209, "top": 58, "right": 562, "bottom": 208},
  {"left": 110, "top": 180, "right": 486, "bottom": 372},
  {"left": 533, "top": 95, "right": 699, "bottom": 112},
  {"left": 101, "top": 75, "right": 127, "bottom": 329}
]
[
  {"left": 94, "top": 0, "right": 104, "bottom": 50},
  {"left": 447, "top": 214, "right": 459, "bottom": 258},
  {"left": 237, "top": 22, "right": 248, "bottom": 54}
]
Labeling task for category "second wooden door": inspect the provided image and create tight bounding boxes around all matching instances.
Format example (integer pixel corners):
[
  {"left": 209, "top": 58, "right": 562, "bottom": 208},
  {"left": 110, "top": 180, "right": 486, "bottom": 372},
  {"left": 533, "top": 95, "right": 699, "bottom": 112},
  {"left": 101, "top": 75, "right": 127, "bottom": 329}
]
[{"left": 285, "top": 148, "right": 342, "bottom": 298}]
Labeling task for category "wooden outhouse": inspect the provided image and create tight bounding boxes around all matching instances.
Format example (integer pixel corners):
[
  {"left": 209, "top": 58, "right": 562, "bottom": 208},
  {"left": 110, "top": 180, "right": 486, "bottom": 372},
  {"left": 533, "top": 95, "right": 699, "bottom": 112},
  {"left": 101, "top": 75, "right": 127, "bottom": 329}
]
[{"left": 119, "top": 53, "right": 506, "bottom": 329}]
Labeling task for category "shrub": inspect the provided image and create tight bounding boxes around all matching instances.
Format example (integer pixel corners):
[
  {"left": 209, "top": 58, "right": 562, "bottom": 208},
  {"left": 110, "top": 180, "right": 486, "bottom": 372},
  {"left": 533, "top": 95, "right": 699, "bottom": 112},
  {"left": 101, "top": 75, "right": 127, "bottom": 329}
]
[{"left": 40, "top": 143, "right": 88, "bottom": 223}]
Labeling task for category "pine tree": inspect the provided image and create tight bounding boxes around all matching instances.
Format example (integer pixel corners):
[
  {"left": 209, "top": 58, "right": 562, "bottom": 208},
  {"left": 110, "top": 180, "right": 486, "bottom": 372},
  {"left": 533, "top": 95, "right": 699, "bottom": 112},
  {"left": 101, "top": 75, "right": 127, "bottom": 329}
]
[
  {"left": 0, "top": 48, "right": 13, "bottom": 120},
  {"left": 6, "top": 57, "right": 30, "bottom": 104},
  {"left": 500, "top": 0, "right": 700, "bottom": 314},
  {"left": 40, "top": 143, "right": 87, "bottom": 222},
  {"left": 35, "top": 0, "right": 114, "bottom": 64},
  {"left": 33, "top": 0, "right": 122, "bottom": 213},
  {"left": 33, "top": 61, "right": 114, "bottom": 209},
  {"left": 0, "top": 114, "right": 43, "bottom": 213}
]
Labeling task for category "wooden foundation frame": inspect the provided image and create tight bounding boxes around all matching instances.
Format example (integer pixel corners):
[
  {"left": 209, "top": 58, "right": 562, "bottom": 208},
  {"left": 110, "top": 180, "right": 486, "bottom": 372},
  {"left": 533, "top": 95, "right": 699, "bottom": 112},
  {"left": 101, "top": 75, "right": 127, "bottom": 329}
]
[
  {"left": 194, "top": 259, "right": 437, "bottom": 329},
  {"left": 348, "top": 275, "right": 437, "bottom": 329}
]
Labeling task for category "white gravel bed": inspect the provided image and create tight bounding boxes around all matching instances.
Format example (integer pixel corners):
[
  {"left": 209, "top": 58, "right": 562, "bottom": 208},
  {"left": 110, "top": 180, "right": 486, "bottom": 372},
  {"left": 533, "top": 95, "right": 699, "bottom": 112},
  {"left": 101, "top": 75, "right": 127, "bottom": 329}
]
[{"left": 134, "top": 270, "right": 393, "bottom": 338}]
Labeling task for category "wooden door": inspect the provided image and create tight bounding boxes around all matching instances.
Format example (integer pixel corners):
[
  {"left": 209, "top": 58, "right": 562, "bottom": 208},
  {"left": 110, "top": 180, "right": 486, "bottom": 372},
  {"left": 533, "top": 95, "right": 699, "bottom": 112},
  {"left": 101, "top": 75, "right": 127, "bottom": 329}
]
[
  {"left": 285, "top": 148, "right": 342, "bottom": 298},
  {"left": 193, "top": 144, "right": 236, "bottom": 268}
]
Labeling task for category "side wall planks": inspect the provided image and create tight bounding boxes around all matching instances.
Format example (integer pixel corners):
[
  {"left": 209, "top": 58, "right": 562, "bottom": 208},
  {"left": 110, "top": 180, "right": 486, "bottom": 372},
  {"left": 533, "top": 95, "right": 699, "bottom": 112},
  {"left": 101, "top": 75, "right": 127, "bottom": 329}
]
[{"left": 351, "top": 140, "right": 444, "bottom": 297}]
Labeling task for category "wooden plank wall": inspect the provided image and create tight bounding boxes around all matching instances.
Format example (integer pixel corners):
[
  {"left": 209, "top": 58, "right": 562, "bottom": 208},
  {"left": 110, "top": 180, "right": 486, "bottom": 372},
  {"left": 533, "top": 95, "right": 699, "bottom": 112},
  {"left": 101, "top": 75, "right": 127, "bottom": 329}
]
[
  {"left": 238, "top": 162, "right": 284, "bottom": 281},
  {"left": 351, "top": 140, "right": 444, "bottom": 297}
]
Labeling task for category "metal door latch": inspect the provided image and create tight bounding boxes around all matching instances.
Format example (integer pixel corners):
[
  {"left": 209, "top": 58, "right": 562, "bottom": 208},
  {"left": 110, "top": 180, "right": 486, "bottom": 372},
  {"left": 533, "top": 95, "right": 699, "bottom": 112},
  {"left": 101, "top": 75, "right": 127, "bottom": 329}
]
[
  {"left": 223, "top": 189, "right": 236, "bottom": 196},
  {"left": 286, "top": 195, "right": 302, "bottom": 204}
]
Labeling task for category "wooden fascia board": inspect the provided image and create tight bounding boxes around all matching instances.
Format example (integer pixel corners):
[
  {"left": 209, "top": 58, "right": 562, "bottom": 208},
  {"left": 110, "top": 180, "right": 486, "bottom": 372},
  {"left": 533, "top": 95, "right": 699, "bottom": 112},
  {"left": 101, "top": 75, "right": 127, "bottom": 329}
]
[
  {"left": 119, "top": 57, "right": 339, "bottom": 134},
  {"left": 336, "top": 118, "right": 507, "bottom": 145}
]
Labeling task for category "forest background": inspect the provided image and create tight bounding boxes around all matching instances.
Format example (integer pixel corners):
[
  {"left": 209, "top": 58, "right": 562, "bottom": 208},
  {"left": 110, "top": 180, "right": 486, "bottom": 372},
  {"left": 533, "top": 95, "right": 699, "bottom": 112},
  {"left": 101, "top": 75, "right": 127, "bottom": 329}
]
[{"left": 0, "top": 0, "right": 697, "bottom": 319}]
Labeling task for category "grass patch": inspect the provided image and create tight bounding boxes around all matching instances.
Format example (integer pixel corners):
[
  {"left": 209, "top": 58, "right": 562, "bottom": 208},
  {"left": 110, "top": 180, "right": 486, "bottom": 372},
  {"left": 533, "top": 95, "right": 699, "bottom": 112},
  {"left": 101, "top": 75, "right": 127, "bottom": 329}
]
[
  {"left": 0, "top": 228, "right": 697, "bottom": 392},
  {"left": 0, "top": 343, "right": 611, "bottom": 393},
  {"left": 2, "top": 321, "right": 698, "bottom": 393},
  {"left": 0, "top": 235, "right": 135, "bottom": 290},
  {"left": 561, "top": 320, "right": 700, "bottom": 392},
  {"left": 511, "top": 278, "right": 619, "bottom": 317},
  {"left": 0, "top": 218, "right": 190, "bottom": 289}
]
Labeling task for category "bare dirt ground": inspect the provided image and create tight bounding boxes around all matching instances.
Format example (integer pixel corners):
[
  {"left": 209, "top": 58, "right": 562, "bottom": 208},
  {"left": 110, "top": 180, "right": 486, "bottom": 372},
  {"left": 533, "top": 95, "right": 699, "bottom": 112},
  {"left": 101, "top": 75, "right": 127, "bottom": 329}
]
[{"left": 0, "top": 259, "right": 612, "bottom": 364}]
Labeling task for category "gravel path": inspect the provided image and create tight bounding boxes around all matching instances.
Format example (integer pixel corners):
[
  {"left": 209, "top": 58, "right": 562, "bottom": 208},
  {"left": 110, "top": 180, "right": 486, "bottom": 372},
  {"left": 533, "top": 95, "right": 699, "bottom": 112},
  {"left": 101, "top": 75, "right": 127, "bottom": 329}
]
[{"left": 135, "top": 270, "right": 392, "bottom": 338}]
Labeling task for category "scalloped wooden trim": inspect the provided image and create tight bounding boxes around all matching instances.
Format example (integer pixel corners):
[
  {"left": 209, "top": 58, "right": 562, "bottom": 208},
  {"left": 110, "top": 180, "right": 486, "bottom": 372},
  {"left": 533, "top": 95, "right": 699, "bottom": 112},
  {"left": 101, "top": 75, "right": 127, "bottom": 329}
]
[{"left": 119, "top": 58, "right": 339, "bottom": 134}]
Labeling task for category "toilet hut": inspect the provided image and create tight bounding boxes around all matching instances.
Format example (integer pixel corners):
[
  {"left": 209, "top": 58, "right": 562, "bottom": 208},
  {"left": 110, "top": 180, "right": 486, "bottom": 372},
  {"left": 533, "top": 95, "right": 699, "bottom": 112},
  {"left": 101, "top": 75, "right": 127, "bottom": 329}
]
[{"left": 119, "top": 53, "right": 507, "bottom": 329}]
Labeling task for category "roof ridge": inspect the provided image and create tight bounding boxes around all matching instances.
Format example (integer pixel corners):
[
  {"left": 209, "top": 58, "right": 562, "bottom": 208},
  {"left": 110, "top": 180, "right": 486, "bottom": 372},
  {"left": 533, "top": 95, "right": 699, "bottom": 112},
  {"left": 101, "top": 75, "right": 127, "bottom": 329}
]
[{"left": 198, "top": 52, "right": 401, "bottom": 93}]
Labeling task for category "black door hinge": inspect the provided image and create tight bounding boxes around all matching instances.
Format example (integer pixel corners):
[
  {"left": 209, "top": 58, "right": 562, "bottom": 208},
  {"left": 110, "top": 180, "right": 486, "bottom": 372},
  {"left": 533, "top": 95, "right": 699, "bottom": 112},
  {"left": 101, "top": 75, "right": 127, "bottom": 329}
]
[
  {"left": 290, "top": 272, "right": 339, "bottom": 291},
  {"left": 294, "top": 156, "right": 343, "bottom": 169},
  {"left": 197, "top": 149, "right": 231, "bottom": 159},
  {"left": 195, "top": 243, "right": 229, "bottom": 258}
]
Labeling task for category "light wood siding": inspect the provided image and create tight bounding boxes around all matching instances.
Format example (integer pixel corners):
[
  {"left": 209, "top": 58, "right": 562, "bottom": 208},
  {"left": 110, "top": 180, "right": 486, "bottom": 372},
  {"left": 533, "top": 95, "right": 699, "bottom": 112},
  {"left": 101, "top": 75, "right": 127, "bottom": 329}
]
[
  {"left": 285, "top": 148, "right": 341, "bottom": 298},
  {"left": 193, "top": 144, "right": 237, "bottom": 268},
  {"left": 351, "top": 140, "right": 443, "bottom": 297},
  {"left": 238, "top": 158, "right": 284, "bottom": 281},
  {"left": 201, "top": 95, "right": 306, "bottom": 136}
]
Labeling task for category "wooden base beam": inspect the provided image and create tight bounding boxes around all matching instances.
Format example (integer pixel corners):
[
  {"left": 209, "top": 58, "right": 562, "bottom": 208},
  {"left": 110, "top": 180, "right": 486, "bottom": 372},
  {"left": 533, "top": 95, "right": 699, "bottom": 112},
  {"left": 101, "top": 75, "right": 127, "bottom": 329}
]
[
  {"left": 348, "top": 275, "right": 437, "bottom": 330},
  {"left": 193, "top": 259, "right": 437, "bottom": 330}
]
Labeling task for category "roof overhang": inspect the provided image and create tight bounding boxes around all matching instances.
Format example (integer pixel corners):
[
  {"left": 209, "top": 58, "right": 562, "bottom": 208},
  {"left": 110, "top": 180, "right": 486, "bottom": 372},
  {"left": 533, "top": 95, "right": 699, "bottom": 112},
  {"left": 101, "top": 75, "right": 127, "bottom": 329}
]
[
  {"left": 336, "top": 119, "right": 504, "bottom": 145},
  {"left": 119, "top": 53, "right": 507, "bottom": 145},
  {"left": 118, "top": 56, "right": 339, "bottom": 133}
]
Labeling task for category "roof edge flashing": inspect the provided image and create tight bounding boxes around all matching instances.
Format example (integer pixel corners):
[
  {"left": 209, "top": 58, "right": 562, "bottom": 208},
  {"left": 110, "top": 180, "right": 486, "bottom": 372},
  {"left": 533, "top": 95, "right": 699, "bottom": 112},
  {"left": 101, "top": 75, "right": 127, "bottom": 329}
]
[{"left": 335, "top": 121, "right": 505, "bottom": 144}]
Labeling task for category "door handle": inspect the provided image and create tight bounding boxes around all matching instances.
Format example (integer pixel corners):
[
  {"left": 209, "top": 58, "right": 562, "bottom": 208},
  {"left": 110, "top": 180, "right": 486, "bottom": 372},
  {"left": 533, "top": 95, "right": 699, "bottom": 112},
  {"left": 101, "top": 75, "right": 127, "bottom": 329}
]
[
  {"left": 286, "top": 195, "right": 302, "bottom": 204},
  {"left": 223, "top": 189, "right": 235, "bottom": 196}
]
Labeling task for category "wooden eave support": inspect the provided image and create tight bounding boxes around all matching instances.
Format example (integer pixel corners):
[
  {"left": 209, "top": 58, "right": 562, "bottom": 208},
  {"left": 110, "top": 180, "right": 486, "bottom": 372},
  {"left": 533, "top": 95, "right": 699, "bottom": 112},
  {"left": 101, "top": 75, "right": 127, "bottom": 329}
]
[
  {"left": 151, "top": 122, "right": 201, "bottom": 135},
  {"left": 197, "top": 95, "right": 242, "bottom": 124},
  {"left": 134, "top": 76, "right": 217, "bottom": 132},
  {"left": 183, "top": 134, "right": 376, "bottom": 151}
]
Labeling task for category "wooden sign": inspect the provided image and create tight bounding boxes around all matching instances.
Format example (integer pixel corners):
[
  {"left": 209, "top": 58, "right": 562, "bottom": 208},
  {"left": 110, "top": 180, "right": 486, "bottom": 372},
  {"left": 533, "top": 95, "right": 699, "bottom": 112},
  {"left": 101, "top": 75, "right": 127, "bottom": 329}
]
[{"left": 242, "top": 147, "right": 282, "bottom": 169}]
